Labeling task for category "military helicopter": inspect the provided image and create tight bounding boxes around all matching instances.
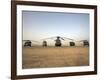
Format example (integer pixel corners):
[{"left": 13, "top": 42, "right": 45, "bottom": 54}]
[
  {"left": 62, "top": 37, "right": 75, "bottom": 46},
  {"left": 43, "top": 41, "right": 47, "bottom": 47},
  {"left": 54, "top": 36, "right": 64, "bottom": 46},
  {"left": 23, "top": 40, "right": 32, "bottom": 47},
  {"left": 41, "top": 36, "right": 75, "bottom": 47},
  {"left": 23, "top": 40, "right": 39, "bottom": 47},
  {"left": 41, "top": 36, "right": 64, "bottom": 47},
  {"left": 78, "top": 40, "right": 89, "bottom": 46}
]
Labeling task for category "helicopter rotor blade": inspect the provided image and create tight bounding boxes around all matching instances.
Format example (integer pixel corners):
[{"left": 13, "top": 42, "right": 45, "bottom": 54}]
[
  {"left": 62, "top": 37, "right": 74, "bottom": 41},
  {"left": 60, "top": 37, "right": 65, "bottom": 40},
  {"left": 77, "top": 40, "right": 89, "bottom": 42},
  {"left": 31, "top": 40, "right": 40, "bottom": 43},
  {"left": 23, "top": 40, "right": 39, "bottom": 43},
  {"left": 41, "top": 36, "right": 58, "bottom": 40},
  {"left": 23, "top": 40, "right": 28, "bottom": 41}
]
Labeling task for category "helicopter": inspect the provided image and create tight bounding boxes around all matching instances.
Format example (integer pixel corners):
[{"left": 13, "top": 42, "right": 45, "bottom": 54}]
[
  {"left": 43, "top": 41, "right": 47, "bottom": 47},
  {"left": 41, "top": 36, "right": 64, "bottom": 47},
  {"left": 78, "top": 40, "right": 89, "bottom": 46},
  {"left": 62, "top": 37, "right": 75, "bottom": 46},
  {"left": 41, "top": 36, "right": 75, "bottom": 47},
  {"left": 55, "top": 36, "right": 63, "bottom": 46},
  {"left": 23, "top": 40, "right": 32, "bottom": 47},
  {"left": 23, "top": 40, "right": 39, "bottom": 47}
]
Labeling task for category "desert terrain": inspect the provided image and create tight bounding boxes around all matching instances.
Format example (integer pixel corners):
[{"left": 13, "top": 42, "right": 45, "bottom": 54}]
[{"left": 22, "top": 46, "right": 89, "bottom": 69}]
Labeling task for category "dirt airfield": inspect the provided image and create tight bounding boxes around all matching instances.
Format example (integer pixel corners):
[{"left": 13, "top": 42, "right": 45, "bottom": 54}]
[{"left": 22, "top": 46, "right": 89, "bottom": 69}]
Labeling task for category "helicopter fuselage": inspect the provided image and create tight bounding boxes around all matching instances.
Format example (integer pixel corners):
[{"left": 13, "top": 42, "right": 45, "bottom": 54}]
[{"left": 55, "top": 38, "right": 61, "bottom": 47}]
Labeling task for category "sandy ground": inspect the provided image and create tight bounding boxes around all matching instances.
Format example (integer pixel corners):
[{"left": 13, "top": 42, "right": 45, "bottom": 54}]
[{"left": 22, "top": 47, "right": 89, "bottom": 69}]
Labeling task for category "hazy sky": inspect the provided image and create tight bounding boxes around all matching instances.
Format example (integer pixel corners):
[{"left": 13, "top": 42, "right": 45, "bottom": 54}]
[{"left": 22, "top": 11, "right": 89, "bottom": 43}]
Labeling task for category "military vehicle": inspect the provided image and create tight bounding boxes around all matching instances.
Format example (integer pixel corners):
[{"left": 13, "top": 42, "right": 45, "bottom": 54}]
[
  {"left": 24, "top": 40, "right": 32, "bottom": 47},
  {"left": 70, "top": 42, "right": 75, "bottom": 46},
  {"left": 78, "top": 40, "right": 89, "bottom": 46},
  {"left": 43, "top": 41, "right": 47, "bottom": 47},
  {"left": 62, "top": 37, "right": 75, "bottom": 46},
  {"left": 42, "top": 36, "right": 75, "bottom": 47},
  {"left": 55, "top": 36, "right": 63, "bottom": 46}
]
